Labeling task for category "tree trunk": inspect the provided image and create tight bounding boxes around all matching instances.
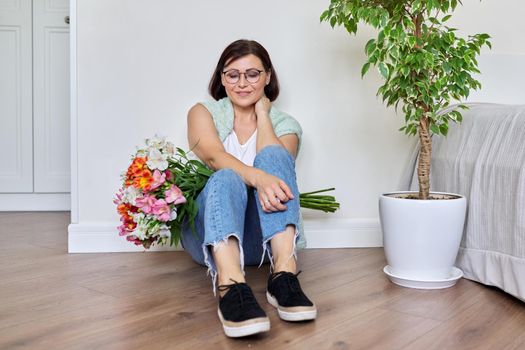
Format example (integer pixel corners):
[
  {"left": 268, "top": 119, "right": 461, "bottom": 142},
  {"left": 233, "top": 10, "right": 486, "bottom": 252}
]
[
  {"left": 413, "top": 13, "right": 430, "bottom": 200},
  {"left": 418, "top": 117, "right": 431, "bottom": 200}
]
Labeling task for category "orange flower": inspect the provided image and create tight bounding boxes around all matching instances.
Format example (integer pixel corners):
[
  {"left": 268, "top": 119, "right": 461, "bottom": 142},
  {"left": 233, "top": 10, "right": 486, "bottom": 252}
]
[
  {"left": 126, "top": 221, "right": 137, "bottom": 230},
  {"left": 123, "top": 211, "right": 134, "bottom": 222},
  {"left": 132, "top": 168, "right": 153, "bottom": 191},
  {"left": 126, "top": 157, "right": 148, "bottom": 180},
  {"left": 117, "top": 203, "right": 130, "bottom": 216}
]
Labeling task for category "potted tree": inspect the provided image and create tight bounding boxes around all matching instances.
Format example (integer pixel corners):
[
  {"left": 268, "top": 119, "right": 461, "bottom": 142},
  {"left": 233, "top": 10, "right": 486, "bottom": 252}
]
[{"left": 321, "top": 0, "right": 491, "bottom": 288}]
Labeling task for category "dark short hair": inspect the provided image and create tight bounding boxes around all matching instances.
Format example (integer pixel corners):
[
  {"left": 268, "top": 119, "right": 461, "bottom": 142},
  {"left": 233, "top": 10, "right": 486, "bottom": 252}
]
[{"left": 209, "top": 39, "right": 280, "bottom": 101}]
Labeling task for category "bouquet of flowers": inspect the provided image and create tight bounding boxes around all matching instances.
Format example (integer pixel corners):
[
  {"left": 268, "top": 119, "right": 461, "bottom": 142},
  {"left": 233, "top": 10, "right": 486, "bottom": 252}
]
[{"left": 115, "top": 136, "right": 339, "bottom": 249}]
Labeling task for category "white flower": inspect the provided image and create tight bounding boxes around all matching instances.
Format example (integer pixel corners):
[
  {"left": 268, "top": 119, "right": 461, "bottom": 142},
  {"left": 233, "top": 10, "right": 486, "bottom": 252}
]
[
  {"left": 146, "top": 135, "right": 167, "bottom": 150},
  {"left": 146, "top": 148, "right": 168, "bottom": 171},
  {"left": 159, "top": 228, "right": 171, "bottom": 238},
  {"left": 134, "top": 226, "right": 147, "bottom": 240},
  {"left": 135, "top": 147, "right": 147, "bottom": 158},
  {"left": 130, "top": 211, "right": 145, "bottom": 222},
  {"left": 133, "top": 215, "right": 155, "bottom": 240},
  {"left": 122, "top": 186, "right": 141, "bottom": 206},
  {"left": 170, "top": 209, "right": 178, "bottom": 221},
  {"left": 164, "top": 141, "right": 175, "bottom": 156}
]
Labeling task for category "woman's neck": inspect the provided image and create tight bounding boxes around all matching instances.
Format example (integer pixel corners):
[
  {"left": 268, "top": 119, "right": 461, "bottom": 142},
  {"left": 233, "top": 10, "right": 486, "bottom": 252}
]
[{"left": 232, "top": 104, "right": 257, "bottom": 123}]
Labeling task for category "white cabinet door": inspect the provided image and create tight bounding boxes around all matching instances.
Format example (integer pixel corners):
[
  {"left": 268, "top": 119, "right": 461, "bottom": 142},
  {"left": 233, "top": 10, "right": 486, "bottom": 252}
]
[
  {"left": 0, "top": 0, "right": 33, "bottom": 192},
  {"left": 33, "top": 0, "right": 70, "bottom": 192}
]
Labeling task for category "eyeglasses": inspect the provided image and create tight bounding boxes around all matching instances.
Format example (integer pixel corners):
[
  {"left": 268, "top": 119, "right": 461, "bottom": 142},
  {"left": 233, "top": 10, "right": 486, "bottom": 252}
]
[{"left": 222, "top": 69, "right": 264, "bottom": 84}]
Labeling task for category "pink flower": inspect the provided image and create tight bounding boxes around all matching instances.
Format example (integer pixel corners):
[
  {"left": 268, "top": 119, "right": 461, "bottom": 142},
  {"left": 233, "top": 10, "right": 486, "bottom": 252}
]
[
  {"left": 165, "top": 185, "right": 186, "bottom": 205},
  {"left": 151, "top": 198, "right": 171, "bottom": 222},
  {"left": 126, "top": 235, "right": 143, "bottom": 245},
  {"left": 118, "top": 224, "right": 129, "bottom": 236},
  {"left": 149, "top": 169, "right": 166, "bottom": 191},
  {"left": 113, "top": 188, "right": 124, "bottom": 205},
  {"left": 135, "top": 195, "right": 156, "bottom": 214}
]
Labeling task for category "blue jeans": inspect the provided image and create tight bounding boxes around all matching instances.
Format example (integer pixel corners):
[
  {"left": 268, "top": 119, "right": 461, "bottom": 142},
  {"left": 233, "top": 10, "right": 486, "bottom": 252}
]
[{"left": 181, "top": 145, "right": 301, "bottom": 291}]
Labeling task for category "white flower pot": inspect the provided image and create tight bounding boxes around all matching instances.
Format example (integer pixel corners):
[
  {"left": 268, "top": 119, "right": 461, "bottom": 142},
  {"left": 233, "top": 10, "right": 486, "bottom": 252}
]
[{"left": 379, "top": 191, "right": 467, "bottom": 287}]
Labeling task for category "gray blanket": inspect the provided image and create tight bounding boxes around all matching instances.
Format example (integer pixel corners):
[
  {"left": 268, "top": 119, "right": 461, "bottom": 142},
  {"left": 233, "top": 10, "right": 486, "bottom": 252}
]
[{"left": 404, "top": 103, "right": 525, "bottom": 302}]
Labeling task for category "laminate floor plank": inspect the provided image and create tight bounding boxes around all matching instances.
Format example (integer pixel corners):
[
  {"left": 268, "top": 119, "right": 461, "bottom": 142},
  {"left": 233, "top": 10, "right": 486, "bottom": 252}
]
[
  {"left": 0, "top": 272, "right": 115, "bottom": 329},
  {"left": 379, "top": 277, "right": 483, "bottom": 321},
  {"left": 401, "top": 287, "right": 525, "bottom": 350}
]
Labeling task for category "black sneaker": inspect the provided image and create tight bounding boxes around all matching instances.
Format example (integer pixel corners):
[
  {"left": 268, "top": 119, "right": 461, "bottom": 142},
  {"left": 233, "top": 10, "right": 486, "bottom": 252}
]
[
  {"left": 217, "top": 280, "right": 270, "bottom": 337},
  {"left": 266, "top": 271, "right": 317, "bottom": 321}
]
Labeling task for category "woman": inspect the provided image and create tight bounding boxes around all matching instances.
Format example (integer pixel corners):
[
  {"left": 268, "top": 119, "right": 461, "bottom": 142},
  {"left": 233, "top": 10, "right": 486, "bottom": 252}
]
[{"left": 182, "top": 39, "right": 316, "bottom": 338}]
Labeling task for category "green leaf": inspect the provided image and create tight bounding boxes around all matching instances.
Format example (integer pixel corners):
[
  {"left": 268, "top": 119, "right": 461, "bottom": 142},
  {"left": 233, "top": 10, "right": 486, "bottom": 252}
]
[
  {"left": 378, "top": 30, "right": 385, "bottom": 43},
  {"left": 378, "top": 63, "right": 389, "bottom": 79},
  {"left": 443, "top": 62, "right": 452, "bottom": 74},
  {"left": 361, "top": 62, "right": 371, "bottom": 77},
  {"left": 169, "top": 224, "right": 181, "bottom": 247},
  {"left": 320, "top": 10, "right": 330, "bottom": 22},
  {"left": 365, "top": 39, "right": 376, "bottom": 55},
  {"left": 329, "top": 16, "right": 337, "bottom": 28},
  {"left": 439, "top": 123, "right": 449, "bottom": 135}
]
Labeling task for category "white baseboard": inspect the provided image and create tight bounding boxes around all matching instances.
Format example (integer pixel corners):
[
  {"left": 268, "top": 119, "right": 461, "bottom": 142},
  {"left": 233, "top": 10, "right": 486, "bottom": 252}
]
[
  {"left": 68, "top": 223, "right": 181, "bottom": 253},
  {"left": 0, "top": 193, "right": 71, "bottom": 211},
  {"left": 68, "top": 218, "right": 382, "bottom": 253},
  {"left": 304, "top": 218, "right": 382, "bottom": 248}
]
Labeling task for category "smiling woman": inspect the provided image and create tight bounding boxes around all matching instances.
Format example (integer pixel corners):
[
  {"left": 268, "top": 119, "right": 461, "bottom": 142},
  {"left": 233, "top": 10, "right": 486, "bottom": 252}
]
[{"left": 182, "top": 39, "right": 316, "bottom": 338}]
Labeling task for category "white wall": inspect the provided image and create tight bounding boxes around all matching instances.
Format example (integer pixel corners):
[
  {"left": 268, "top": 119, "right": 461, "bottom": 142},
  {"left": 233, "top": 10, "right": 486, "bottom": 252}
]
[
  {"left": 70, "top": 0, "right": 525, "bottom": 252},
  {"left": 450, "top": 1, "right": 525, "bottom": 104}
]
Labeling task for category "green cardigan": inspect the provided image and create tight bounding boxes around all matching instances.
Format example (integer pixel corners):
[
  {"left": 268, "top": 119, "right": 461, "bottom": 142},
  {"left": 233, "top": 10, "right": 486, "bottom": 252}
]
[
  {"left": 199, "top": 97, "right": 306, "bottom": 249},
  {"left": 199, "top": 97, "right": 303, "bottom": 155}
]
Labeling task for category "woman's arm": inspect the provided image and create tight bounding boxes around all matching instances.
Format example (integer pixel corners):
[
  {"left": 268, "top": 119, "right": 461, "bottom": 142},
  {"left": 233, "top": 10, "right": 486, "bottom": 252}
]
[
  {"left": 255, "top": 97, "right": 299, "bottom": 158},
  {"left": 187, "top": 103, "right": 260, "bottom": 186},
  {"left": 188, "top": 103, "right": 294, "bottom": 212}
]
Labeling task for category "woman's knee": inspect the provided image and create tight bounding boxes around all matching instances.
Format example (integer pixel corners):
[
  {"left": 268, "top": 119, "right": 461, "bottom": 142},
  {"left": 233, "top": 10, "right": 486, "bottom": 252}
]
[
  {"left": 253, "top": 145, "right": 295, "bottom": 168},
  {"left": 254, "top": 145, "right": 294, "bottom": 168},
  {"left": 206, "top": 168, "right": 247, "bottom": 197}
]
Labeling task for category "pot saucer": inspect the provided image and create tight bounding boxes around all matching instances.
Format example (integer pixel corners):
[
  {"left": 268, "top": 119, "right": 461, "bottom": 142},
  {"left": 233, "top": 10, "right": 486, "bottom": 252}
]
[{"left": 383, "top": 265, "right": 463, "bottom": 289}]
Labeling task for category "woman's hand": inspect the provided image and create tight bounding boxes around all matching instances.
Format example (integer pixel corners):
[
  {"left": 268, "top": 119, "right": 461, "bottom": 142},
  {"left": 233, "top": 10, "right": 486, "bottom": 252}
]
[
  {"left": 254, "top": 170, "right": 295, "bottom": 212},
  {"left": 255, "top": 95, "right": 271, "bottom": 118}
]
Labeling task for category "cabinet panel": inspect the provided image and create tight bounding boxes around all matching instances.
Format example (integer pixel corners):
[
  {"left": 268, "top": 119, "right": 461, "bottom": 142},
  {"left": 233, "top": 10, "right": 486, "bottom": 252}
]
[
  {"left": 45, "top": 0, "right": 68, "bottom": 11},
  {"left": 33, "top": 0, "right": 70, "bottom": 192},
  {"left": 0, "top": 0, "right": 33, "bottom": 193},
  {"left": 0, "top": 0, "right": 21, "bottom": 11}
]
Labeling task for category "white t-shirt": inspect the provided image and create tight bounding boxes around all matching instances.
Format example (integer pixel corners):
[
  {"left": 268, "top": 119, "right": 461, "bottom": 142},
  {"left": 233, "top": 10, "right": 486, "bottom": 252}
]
[{"left": 223, "top": 129, "right": 257, "bottom": 166}]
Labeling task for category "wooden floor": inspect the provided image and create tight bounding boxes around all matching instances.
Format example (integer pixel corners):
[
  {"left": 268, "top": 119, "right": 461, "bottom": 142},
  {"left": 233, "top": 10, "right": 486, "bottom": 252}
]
[{"left": 1, "top": 212, "right": 524, "bottom": 350}]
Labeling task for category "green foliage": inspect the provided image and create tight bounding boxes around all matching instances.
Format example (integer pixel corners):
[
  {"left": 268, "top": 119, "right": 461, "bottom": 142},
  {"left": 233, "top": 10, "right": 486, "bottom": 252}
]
[
  {"left": 299, "top": 188, "right": 340, "bottom": 213},
  {"left": 320, "top": 0, "right": 491, "bottom": 137},
  {"left": 167, "top": 148, "right": 213, "bottom": 246}
]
